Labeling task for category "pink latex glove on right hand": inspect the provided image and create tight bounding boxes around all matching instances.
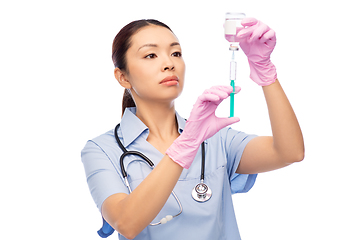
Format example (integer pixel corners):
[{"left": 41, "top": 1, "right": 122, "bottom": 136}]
[
  {"left": 166, "top": 86, "right": 240, "bottom": 169},
  {"left": 236, "top": 18, "right": 277, "bottom": 86}
]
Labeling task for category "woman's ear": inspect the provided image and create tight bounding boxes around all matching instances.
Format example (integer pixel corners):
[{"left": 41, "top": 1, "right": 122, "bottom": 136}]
[{"left": 114, "top": 68, "right": 132, "bottom": 89}]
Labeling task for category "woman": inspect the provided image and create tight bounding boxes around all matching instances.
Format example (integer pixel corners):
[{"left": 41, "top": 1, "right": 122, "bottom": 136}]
[{"left": 81, "top": 18, "right": 304, "bottom": 240}]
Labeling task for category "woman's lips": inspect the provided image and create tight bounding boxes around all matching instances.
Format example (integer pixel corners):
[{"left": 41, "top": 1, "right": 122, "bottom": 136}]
[{"left": 160, "top": 76, "right": 179, "bottom": 86}]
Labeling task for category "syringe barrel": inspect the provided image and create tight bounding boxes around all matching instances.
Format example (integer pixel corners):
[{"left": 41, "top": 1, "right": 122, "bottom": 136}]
[{"left": 230, "top": 61, "right": 237, "bottom": 81}]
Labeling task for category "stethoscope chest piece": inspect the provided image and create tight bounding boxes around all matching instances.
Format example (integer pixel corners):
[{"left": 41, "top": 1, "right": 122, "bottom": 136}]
[{"left": 192, "top": 182, "right": 212, "bottom": 202}]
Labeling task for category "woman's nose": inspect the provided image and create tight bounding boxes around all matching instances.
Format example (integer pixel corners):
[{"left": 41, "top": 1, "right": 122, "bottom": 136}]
[
  {"left": 163, "top": 65, "right": 175, "bottom": 71},
  {"left": 162, "top": 57, "right": 175, "bottom": 71}
]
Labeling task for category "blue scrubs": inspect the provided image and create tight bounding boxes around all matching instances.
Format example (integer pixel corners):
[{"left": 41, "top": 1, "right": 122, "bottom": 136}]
[{"left": 81, "top": 107, "right": 257, "bottom": 239}]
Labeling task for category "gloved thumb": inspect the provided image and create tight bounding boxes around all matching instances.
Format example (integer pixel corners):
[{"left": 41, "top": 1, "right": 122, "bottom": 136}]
[{"left": 217, "top": 116, "right": 240, "bottom": 130}]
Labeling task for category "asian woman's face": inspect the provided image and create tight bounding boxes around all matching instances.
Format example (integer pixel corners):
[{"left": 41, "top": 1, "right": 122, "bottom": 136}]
[{"left": 119, "top": 25, "right": 185, "bottom": 105}]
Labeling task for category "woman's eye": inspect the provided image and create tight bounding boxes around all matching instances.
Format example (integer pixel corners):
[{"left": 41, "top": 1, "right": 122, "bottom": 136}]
[
  {"left": 145, "top": 53, "right": 157, "bottom": 59},
  {"left": 172, "top": 52, "right": 182, "bottom": 57}
]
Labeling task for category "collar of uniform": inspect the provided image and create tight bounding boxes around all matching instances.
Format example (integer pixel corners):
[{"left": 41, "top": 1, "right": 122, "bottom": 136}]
[
  {"left": 175, "top": 111, "right": 185, "bottom": 134},
  {"left": 120, "top": 107, "right": 186, "bottom": 147}
]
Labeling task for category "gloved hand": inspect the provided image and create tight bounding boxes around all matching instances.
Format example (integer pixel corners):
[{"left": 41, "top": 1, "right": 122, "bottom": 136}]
[
  {"left": 236, "top": 18, "right": 277, "bottom": 86},
  {"left": 166, "top": 85, "right": 240, "bottom": 169}
]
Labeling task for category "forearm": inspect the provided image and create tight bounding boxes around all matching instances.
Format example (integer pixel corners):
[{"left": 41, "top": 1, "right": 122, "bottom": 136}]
[
  {"left": 106, "top": 155, "right": 183, "bottom": 239},
  {"left": 262, "top": 79, "right": 304, "bottom": 163}
]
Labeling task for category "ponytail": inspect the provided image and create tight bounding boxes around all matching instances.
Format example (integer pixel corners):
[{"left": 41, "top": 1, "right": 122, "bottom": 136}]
[{"left": 122, "top": 89, "right": 136, "bottom": 116}]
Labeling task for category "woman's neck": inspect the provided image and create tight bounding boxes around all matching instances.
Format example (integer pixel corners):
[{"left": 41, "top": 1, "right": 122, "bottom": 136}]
[{"left": 135, "top": 101, "right": 179, "bottom": 153}]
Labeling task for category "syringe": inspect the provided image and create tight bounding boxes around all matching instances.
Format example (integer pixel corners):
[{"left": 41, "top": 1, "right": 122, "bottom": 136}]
[
  {"left": 224, "top": 12, "right": 245, "bottom": 117},
  {"left": 229, "top": 45, "right": 239, "bottom": 117}
]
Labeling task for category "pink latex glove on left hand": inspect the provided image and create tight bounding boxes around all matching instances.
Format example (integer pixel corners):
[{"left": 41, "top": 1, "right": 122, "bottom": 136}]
[
  {"left": 166, "top": 85, "right": 240, "bottom": 169},
  {"left": 236, "top": 18, "right": 277, "bottom": 86}
]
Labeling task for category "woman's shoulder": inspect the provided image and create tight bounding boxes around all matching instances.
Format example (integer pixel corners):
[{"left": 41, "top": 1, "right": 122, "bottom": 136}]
[
  {"left": 216, "top": 126, "right": 250, "bottom": 140},
  {"left": 92, "top": 128, "right": 116, "bottom": 142},
  {"left": 83, "top": 128, "right": 118, "bottom": 151},
  {"left": 81, "top": 127, "right": 123, "bottom": 166},
  {"left": 211, "top": 127, "right": 257, "bottom": 150}
]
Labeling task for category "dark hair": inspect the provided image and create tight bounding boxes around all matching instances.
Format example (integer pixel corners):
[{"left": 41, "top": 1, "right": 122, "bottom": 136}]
[{"left": 112, "top": 19, "right": 173, "bottom": 116}]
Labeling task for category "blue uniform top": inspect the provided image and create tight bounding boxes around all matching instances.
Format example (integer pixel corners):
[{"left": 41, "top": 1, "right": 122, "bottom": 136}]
[{"left": 81, "top": 107, "right": 258, "bottom": 240}]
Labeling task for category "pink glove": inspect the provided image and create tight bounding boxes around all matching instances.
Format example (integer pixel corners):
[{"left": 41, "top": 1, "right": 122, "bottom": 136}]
[
  {"left": 236, "top": 18, "right": 277, "bottom": 86},
  {"left": 166, "top": 86, "right": 240, "bottom": 169}
]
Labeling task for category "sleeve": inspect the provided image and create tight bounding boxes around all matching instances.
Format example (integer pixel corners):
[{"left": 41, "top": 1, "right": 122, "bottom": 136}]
[
  {"left": 81, "top": 140, "right": 128, "bottom": 212},
  {"left": 223, "top": 128, "right": 258, "bottom": 194}
]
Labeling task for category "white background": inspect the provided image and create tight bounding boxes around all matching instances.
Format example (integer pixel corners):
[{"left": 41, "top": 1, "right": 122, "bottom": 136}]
[{"left": 1, "top": 0, "right": 359, "bottom": 239}]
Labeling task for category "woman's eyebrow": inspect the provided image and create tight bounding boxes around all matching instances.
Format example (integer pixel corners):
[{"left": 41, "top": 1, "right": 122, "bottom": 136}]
[
  {"left": 138, "top": 44, "right": 157, "bottom": 51},
  {"left": 138, "top": 42, "right": 180, "bottom": 51},
  {"left": 170, "top": 42, "right": 180, "bottom": 47}
]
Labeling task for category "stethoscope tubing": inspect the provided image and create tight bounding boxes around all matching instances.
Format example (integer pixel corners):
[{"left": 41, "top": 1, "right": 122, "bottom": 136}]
[
  {"left": 200, "top": 142, "right": 205, "bottom": 181},
  {"left": 115, "top": 124, "right": 154, "bottom": 178},
  {"left": 115, "top": 123, "right": 205, "bottom": 180}
]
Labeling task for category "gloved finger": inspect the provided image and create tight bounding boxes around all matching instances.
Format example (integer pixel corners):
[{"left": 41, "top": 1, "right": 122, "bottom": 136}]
[
  {"left": 237, "top": 18, "right": 259, "bottom": 39},
  {"left": 236, "top": 25, "right": 256, "bottom": 39},
  {"left": 249, "top": 21, "right": 270, "bottom": 42},
  {"left": 209, "top": 85, "right": 234, "bottom": 96},
  {"left": 241, "top": 17, "right": 258, "bottom": 27},
  {"left": 199, "top": 85, "right": 238, "bottom": 103},
  {"left": 201, "top": 89, "right": 228, "bottom": 103},
  {"left": 213, "top": 85, "right": 241, "bottom": 94},
  {"left": 216, "top": 116, "right": 240, "bottom": 130},
  {"left": 198, "top": 93, "right": 220, "bottom": 102},
  {"left": 261, "top": 29, "right": 276, "bottom": 47},
  {"left": 233, "top": 26, "right": 247, "bottom": 41},
  {"left": 236, "top": 26, "right": 245, "bottom": 32},
  {"left": 206, "top": 86, "right": 241, "bottom": 100},
  {"left": 198, "top": 86, "right": 230, "bottom": 102},
  {"left": 202, "top": 85, "right": 231, "bottom": 97}
]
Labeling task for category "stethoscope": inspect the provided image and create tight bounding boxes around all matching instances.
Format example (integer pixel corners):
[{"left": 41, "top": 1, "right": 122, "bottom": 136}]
[{"left": 114, "top": 123, "right": 212, "bottom": 225}]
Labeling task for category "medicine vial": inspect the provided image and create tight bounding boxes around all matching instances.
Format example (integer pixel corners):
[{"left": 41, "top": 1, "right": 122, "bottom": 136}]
[{"left": 224, "top": 12, "right": 246, "bottom": 48}]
